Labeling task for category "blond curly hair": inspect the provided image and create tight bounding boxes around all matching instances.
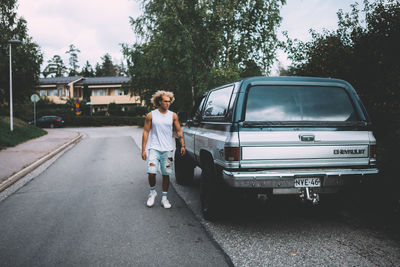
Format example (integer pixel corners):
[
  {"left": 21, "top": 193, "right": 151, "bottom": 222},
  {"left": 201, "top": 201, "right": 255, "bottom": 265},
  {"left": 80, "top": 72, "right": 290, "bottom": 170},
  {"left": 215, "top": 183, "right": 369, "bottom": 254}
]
[{"left": 151, "top": 90, "right": 175, "bottom": 108}]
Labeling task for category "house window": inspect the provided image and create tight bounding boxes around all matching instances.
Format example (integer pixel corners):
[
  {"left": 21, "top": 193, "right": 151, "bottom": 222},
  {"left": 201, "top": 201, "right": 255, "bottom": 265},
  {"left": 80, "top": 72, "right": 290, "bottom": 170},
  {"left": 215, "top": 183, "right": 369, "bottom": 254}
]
[
  {"left": 40, "top": 90, "right": 46, "bottom": 96},
  {"left": 115, "top": 89, "right": 124, "bottom": 96},
  {"left": 93, "top": 89, "right": 106, "bottom": 96},
  {"left": 53, "top": 89, "right": 58, "bottom": 96},
  {"left": 47, "top": 89, "right": 52, "bottom": 96}
]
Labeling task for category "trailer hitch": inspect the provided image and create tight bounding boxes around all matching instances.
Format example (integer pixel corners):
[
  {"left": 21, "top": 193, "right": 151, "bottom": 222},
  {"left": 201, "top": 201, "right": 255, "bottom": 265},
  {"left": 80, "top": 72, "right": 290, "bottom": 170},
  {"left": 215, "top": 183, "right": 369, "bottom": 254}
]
[{"left": 299, "top": 187, "right": 320, "bottom": 205}]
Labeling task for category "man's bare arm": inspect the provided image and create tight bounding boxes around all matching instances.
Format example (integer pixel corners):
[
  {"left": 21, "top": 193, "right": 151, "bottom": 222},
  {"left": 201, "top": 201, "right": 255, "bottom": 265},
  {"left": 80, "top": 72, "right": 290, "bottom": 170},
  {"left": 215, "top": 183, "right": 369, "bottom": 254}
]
[
  {"left": 173, "top": 113, "right": 185, "bottom": 155},
  {"left": 141, "top": 112, "right": 152, "bottom": 160}
]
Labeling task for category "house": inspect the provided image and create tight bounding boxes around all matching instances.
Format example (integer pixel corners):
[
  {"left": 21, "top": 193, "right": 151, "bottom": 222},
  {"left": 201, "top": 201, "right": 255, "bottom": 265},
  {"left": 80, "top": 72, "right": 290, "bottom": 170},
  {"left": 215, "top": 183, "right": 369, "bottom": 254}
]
[
  {"left": 38, "top": 76, "right": 143, "bottom": 112},
  {"left": 37, "top": 76, "right": 82, "bottom": 103}
]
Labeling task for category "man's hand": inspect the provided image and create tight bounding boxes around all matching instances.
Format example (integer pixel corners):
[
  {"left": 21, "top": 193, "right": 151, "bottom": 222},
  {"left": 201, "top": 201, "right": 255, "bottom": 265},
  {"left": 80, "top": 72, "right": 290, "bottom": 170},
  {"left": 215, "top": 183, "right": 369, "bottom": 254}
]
[
  {"left": 180, "top": 146, "right": 186, "bottom": 156},
  {"left": 142, "top": 150, "right": 147, "bottom": 161},
  {"left": 173, "top": 113, "right": 186, "bottom": 157}
]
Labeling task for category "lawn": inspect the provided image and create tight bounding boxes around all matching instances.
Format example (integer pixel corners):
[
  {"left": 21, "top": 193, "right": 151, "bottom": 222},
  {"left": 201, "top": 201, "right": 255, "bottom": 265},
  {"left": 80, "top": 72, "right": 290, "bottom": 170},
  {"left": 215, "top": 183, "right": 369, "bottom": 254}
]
[{"left": 0, "top": 116, "right": 47, "bottom": 150}]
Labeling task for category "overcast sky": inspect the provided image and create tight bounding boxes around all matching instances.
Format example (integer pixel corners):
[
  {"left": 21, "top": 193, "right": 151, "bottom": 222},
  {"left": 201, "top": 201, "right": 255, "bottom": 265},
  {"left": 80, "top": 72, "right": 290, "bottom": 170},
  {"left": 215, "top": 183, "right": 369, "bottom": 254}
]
[{"left": 17, "top": 0, "right": 356, "bottom": 75}]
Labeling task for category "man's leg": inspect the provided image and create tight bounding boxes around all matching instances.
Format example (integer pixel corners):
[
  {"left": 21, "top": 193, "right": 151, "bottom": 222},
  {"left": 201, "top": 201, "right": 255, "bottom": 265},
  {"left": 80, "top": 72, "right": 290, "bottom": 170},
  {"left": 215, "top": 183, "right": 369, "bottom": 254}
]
[
  {"left": 149, "top": 173, "right": 156, "bottom": 188},
  {"left": 160, "top": 151, "right": 173, "bottom": 209},
  {"left": 146, "top": 172, "right": 157, "bottom": 207},
  {"left": 160, "top": 175, "right": 171, "bottom": 208},
  {"left": 162, "top": 175, "right": 169, "bottom": 192},
  {"left": 146, "top": 150, "right": 159, "bottom": 207}
]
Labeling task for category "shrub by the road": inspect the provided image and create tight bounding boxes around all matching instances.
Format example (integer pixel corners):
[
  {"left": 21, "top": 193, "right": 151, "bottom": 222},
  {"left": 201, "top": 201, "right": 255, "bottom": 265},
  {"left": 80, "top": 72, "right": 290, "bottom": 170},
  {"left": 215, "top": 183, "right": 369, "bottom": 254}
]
[{"left": 65, "top": 115, "right": 145, "bottom": 127}]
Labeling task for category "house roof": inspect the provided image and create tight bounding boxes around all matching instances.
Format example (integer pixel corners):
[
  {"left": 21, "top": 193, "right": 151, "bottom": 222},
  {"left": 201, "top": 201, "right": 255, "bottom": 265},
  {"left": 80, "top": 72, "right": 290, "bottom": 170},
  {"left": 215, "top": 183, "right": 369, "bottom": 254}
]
[
  {"left": 75, "top": 76, "right": 131, "bottom": 86},
  {"left": 39, "top": 76, "right": 131, "bottom": 86},
  {"left": 39, "top": 76, "right": 83, "bottom": 85}
]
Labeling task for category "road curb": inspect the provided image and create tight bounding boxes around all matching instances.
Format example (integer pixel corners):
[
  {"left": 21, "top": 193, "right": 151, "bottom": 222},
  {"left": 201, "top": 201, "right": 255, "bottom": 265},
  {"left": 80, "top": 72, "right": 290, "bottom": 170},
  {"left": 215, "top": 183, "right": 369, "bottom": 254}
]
[{"left": 0, "top": 132, "right": 82, "bottom": 192}]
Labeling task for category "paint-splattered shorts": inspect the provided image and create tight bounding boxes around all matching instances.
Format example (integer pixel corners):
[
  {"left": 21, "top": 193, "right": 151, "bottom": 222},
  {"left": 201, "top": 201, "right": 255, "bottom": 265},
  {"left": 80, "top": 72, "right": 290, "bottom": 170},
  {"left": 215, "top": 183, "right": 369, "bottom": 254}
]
[{"left": 147, "top": 149, "right": 174, "bottom": 176}]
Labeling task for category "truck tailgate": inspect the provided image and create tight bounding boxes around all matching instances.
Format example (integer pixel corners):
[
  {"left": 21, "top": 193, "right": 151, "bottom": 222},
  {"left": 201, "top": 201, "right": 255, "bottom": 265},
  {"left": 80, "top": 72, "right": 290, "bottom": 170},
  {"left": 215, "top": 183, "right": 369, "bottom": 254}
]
[{"left": 239, "top": 131, "right": 371, "bottom": 168}]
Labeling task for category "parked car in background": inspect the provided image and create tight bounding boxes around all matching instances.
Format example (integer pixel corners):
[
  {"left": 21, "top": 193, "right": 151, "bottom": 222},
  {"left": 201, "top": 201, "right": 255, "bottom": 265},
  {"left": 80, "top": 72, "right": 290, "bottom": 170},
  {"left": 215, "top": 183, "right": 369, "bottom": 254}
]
[{"left": 30, "top": 116, "right": 64, "bottom": 128}]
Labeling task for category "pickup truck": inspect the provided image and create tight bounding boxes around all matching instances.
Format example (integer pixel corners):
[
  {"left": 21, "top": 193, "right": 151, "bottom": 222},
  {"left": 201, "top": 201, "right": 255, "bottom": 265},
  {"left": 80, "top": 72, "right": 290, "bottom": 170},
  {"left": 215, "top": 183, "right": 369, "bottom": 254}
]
[{"left": 174, "top": 76, "right": 378, "bottom": 220}]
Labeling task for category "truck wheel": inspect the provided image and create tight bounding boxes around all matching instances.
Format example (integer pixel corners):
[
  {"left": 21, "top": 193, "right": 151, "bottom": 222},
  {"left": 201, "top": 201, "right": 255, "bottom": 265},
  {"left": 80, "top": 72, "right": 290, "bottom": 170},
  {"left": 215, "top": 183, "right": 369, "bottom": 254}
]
[
  {"left": 174, "top": 149, "right": 194, "bottom": 185},
  {"left": 200, "top": 159, "right": 224, "bottom": 220}
]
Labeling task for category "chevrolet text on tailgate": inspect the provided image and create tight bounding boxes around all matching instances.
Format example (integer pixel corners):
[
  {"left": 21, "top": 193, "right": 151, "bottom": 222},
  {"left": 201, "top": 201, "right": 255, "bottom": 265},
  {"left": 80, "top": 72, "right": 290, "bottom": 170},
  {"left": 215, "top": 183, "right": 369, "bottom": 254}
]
[{"left": 174, "top": 76, "right": 378, "bottom": 220}]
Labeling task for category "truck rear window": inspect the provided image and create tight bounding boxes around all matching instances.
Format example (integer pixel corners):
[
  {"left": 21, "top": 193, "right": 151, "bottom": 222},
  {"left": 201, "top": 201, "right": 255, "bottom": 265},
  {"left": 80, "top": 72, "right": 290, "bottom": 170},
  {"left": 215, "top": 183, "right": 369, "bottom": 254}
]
[{"left": 245, "top": 86, "right": 359, "bottom": 122}]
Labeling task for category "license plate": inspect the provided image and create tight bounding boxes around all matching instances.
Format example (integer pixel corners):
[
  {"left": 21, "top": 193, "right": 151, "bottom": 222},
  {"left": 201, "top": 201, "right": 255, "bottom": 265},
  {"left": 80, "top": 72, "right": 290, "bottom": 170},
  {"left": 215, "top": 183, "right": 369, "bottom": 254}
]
[{"left": 294, "top": 177, "right": 321, "bottom": 188}]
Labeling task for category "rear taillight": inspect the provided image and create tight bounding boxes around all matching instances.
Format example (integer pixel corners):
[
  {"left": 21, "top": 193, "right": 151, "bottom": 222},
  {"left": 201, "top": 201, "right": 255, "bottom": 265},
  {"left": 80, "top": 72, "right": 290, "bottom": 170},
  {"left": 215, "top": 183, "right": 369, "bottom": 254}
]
[
  {"left": 225, "top": 147, "right": 240, "bottom": 161},
  {"left": 369, "top": 144, "right": 376, "bottom": 158},
  {"left": 56, "top": 119, "right": 60, "bottom": 122}
]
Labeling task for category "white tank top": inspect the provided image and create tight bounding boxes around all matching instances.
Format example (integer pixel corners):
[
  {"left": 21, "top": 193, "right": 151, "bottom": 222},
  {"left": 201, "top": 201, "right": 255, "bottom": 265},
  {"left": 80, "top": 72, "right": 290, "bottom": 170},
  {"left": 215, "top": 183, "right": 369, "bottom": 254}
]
[{"left": 149, "top": 109, "right": 174, "bottom": 151}]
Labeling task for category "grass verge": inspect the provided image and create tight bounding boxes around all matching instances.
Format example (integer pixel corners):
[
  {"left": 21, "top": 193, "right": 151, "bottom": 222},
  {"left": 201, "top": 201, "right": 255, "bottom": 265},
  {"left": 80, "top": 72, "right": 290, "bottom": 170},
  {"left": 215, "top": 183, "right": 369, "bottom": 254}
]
[{"left": 0, "top": 116, "right": 47, "bottom": 150}]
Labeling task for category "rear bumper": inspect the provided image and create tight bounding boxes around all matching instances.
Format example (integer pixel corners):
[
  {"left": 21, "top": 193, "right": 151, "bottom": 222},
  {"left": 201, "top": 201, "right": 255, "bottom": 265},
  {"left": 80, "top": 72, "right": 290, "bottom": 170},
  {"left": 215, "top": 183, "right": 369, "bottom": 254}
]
[{"left": 222, "top": 168, "right": 379, "bottom": 189}]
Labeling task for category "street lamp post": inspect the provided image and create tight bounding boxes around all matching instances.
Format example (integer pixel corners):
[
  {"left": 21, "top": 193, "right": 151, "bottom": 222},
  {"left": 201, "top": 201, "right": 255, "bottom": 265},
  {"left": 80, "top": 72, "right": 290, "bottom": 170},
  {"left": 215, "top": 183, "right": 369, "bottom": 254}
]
[{"left": 8, "top": 39, "right": 22, "bottom": 132}]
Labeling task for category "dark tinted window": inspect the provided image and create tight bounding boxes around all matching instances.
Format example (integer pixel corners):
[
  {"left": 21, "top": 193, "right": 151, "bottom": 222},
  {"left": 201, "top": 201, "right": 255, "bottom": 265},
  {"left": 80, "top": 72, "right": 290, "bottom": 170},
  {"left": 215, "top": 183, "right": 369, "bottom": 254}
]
[
  {"left": 245, "top": 86, "right": 358, "bottom": 121},
  {"left": 204, "top": 86, "right": 233, "bottom": 117},
  {"left": 192, "top": 95, "right": 206, "bottom": 121}
]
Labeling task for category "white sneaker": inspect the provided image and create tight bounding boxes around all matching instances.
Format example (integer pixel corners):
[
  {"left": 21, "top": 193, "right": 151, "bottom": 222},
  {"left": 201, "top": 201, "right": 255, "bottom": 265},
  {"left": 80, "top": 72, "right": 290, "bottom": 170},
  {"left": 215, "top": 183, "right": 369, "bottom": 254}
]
[
  {"left": 146, "top": 191, "right": 157, "bottom": 207},
  {"left": 161, "top": 198, "right": 172, "bottom": 209}
]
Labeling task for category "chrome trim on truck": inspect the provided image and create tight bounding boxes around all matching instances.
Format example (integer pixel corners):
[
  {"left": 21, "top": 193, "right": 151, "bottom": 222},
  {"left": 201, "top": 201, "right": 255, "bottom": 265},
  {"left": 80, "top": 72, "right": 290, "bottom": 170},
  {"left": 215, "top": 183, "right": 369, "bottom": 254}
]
[{"left": 222, "top": 168, "right": 379, "bottom": 188}]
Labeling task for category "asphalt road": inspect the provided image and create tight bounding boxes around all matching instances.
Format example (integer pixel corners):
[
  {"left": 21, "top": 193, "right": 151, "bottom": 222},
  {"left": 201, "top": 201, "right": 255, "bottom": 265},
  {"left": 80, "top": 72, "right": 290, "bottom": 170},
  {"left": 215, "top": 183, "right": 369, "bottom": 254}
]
[
  {"left": 1, "top": 126, "right": 400, "bottom": 267},
  {"left": 174, "top": 169, "right": 400, "bottom": 266},
  {"left": 0, "top": 127, "right": 230, "bottom": 266},
  {"left": 119, "top": 126, "right": 400, "bottom": 266}
]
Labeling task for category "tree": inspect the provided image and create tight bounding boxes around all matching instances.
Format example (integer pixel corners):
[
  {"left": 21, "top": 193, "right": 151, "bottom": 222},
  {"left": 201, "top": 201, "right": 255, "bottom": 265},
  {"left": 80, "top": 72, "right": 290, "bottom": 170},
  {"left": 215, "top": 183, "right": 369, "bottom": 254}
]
[
  {"left": 240, "top": 60, "right": 263, "bottom": 78},
  {"left": 123, "top": 0, "right": 285, "bottom": 110},
  {"left": 95, "top": 53, "right": 117, "bottom": 77},
  {"left": 65, "top": 44, "right": 81, "bottom": 76},
  {"left": 283, "top": 0, "right": 400, "bottom": 111},
  {"left": 80, "top": 60, "right": 95, "bottom": 77},
  {"left": 43, "top": 55, "right": 67, "bottom": 77},
  {"left": 0, "top": 0, "right": 43, "bottom": 104},
  {"left": 83, "top": 84, "right": 91, "bottom": 102},
  {"left": 94, "top": 63, "right": 102, "bottom": 77},
  {"left": 115, "top": 60, "right": 127, "bottom": 76}
]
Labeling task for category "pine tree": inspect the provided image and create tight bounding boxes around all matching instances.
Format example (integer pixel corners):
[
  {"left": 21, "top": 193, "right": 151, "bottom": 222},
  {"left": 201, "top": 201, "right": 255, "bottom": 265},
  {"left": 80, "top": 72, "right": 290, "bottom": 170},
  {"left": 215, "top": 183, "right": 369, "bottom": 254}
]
[{"left": 66, "top": 44, "right": 81, "bottom": 76}]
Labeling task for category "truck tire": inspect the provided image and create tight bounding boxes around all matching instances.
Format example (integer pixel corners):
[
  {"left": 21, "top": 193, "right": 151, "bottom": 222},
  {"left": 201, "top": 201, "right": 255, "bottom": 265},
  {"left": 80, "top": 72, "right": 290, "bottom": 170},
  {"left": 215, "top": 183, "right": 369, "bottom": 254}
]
[
  {"left": 200, "top": 158, "right": 224, "bottom": 220},
  {"left": 174, "top": 149, "right": 194, "bottom": 185}
]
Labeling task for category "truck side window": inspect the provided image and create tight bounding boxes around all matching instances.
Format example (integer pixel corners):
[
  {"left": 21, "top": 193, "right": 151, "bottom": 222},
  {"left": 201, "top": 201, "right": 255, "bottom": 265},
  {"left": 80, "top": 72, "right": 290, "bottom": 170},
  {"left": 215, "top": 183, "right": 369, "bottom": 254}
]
[
  {"left": 203, "top": 86, "right": 234, "bottom": 118},
  {"left": 192, "top": 96, "right": 206, "bottom": 121}
]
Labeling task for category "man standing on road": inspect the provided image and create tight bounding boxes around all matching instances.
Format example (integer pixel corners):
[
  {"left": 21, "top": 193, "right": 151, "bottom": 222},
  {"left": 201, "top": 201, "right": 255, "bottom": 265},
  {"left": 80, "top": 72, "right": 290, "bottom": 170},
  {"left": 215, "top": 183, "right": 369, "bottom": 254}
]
[{"left": 142, "top": 90, "right": 185, "bottom": 209}]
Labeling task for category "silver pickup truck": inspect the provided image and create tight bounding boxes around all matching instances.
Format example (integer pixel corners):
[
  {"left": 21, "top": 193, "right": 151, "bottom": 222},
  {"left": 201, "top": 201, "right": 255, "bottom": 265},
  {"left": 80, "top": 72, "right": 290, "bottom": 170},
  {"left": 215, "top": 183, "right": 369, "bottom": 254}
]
[{"left": 174, "top": 76, "right": 378, "bottom": 220}]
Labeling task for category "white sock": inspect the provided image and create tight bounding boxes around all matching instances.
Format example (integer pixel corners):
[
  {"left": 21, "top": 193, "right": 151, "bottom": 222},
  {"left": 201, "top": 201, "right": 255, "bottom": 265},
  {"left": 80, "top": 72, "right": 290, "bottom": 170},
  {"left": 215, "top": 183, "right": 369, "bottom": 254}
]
[
  {"left": 162, "top": 192, "right": 167, "bottom": 200},
  {"left": 150, "top": 187, "right": 156, "bottom": 195}
]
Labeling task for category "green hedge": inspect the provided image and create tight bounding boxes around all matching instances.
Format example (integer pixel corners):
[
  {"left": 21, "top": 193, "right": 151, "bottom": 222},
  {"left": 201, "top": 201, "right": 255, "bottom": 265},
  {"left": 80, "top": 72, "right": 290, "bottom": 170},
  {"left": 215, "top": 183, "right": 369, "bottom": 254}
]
[
  {"left": 106, "top": 105, "right": 148, "bottom": 117},
  {"left": 0, "top": 103, "right": 146, "bottom": 127},
  {"left": 0, "top": 103, "right": 74, "bottom": 122},
  {"left": 65, "top": 116, "right": 145, "bottom": 127}
]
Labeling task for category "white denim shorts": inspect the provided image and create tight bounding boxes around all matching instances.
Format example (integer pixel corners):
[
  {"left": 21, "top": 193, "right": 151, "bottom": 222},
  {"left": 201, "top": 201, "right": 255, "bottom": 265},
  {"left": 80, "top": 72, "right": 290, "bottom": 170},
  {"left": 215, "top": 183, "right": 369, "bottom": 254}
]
[{"left": 147, "top": 149, "right": 174, "bottom": 176}]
